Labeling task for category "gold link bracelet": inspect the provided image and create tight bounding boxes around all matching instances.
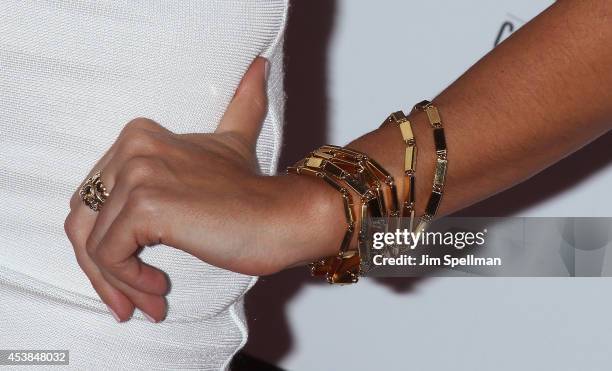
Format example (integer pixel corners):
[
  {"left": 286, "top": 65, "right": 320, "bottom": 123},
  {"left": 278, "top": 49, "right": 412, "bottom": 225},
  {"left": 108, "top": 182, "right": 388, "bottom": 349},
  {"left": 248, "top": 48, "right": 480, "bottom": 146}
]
[
  {"left": 309, "top": 146, "right": 401, "bottom": 275},
  {"left": 383, "top": 111, "right": 418, "bottom": 232},
  {"left": 412, "top": 100, "right": 448, "bottom": 233},
  {"left": 287, "top": 145, "right": 400, "bottom": 283},
  {"left": 287, "top": 102, "right": 448, "bottom": 283},
  {"left": 286, "top": 164, "right": 359, "bottom": 283}
]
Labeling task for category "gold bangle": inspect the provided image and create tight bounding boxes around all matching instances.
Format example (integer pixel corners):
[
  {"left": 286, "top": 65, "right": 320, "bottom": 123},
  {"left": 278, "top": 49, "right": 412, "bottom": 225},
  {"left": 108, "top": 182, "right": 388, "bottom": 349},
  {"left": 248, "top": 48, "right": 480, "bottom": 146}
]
[{"left": 411, "top": 100, "right": 448, "bottom": 232}]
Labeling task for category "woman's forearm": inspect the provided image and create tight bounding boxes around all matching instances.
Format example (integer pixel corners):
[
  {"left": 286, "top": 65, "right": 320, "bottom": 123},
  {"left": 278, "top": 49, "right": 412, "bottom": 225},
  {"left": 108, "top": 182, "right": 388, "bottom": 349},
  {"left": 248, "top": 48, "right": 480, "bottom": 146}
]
[
  {"left": 349, "top": 0, "right": 612, "bottom": 217},
  {"left": 281, "top": 0, "right": 612, "bottom": 267}
]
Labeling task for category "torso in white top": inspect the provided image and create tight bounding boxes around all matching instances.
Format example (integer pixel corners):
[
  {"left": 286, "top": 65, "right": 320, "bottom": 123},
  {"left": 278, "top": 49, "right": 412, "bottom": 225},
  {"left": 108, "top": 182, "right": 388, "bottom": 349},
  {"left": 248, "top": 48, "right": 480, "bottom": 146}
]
[{"left": 0, "top": 1, "right": 288, "bottom": 369}]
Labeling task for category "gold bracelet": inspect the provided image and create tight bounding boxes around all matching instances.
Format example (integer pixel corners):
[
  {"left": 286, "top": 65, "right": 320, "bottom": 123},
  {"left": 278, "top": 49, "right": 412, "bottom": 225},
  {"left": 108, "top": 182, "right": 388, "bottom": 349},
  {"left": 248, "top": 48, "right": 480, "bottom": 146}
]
[
  {"left": 287, "top": 163, "right": 359, "bottom": 283},
  {"left": 310, "top": 146, "right": 400, "bottom": 275},
  {"left": 384, "top": 111, "right": 418, "bottom": 232},
  {"left": 288, "top": 145, "right": 399, "bottom": 283},
  {"left": 411, "top": 100, "right": 448, "bottom": 233},
  {"left": 287, "top": 101, "right": 438, "bottom": 283}
]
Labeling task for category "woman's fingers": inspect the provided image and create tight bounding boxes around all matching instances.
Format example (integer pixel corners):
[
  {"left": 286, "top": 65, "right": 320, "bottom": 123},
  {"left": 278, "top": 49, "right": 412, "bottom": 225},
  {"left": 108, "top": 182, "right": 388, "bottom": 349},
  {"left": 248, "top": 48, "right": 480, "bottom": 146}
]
[
  {"left": 87, "top": 187, "right": 170, "bottom": 298},
  {"left": 86, "top": 157, "right": 170, "bottom": 297},
  {"left": 64, "top": 208, "right": 136, "bottom": 321},
  {"left": 65, "top": 145, "right": 136, "bottom": 320},
  {"left": 67, "top": 117, "right": 173, "bottom": 321},
  {"left": 215, "top": 56, "right": 269, "bottom": 147},
  {"left": 97, "top": 265, "right": 168, "bottom": 323},
  {"left": 82, "top": 121, "right": 171, "bottom": 319},
  {"left": 84, "top": 181, "right": 169, "bottom": 322}
]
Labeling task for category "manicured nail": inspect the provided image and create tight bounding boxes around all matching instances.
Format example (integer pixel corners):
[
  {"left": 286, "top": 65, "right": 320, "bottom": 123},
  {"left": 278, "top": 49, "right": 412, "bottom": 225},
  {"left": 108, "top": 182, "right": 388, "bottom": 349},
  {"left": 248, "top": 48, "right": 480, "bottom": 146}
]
[
  {"left": 107, "top": 305, "right": 121, "bottom": 322},
  {"left": 143, "top": 312, "right": 158, "bottom": 323},
  {"left": 264, "top": 59, "right": 270, "bottom": 80}
]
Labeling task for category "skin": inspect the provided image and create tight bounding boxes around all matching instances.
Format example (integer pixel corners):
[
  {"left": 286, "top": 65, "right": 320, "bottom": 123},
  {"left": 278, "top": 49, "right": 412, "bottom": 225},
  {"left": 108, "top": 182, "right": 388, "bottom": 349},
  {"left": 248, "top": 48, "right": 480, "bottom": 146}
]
[{"left": 65, "top": 0, "right": 612, "bottom": 322}]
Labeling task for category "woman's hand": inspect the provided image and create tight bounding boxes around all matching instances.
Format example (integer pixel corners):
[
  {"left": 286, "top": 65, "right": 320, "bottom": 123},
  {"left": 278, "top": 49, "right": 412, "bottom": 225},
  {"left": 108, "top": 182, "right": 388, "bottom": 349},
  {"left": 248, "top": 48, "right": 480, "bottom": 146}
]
[{"left": 64, "top": 58, "right": 343, "bottom": 322}]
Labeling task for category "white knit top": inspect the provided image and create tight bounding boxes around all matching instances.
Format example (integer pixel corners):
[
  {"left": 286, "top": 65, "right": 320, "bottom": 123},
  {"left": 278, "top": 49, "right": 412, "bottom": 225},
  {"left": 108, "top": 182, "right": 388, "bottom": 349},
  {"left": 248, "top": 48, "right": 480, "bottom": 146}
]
[{"left": 0, "top": 1, "right": 287, "bottom": 369}]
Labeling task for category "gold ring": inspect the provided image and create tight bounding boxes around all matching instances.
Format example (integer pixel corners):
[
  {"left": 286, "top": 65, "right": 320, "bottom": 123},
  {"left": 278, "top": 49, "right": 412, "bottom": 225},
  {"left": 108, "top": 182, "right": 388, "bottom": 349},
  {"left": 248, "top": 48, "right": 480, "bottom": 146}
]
[{"left": 79, "top": 170, "right": 110, "bottom": 212}]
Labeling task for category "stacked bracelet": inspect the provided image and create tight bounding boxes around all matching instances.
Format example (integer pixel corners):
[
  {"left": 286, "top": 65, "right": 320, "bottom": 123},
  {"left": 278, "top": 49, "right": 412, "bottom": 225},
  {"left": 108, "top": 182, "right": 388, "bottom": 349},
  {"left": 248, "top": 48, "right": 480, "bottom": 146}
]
[
  {"left": 286, "top": 162, "right": 358, "bottom": 284},
  {"left": 287, "top": 145, "right": 399, "bottom": 284},
  {"left": 287, "top": 100, "right": 448, "bottom": 283},
  {"left": 412, "top": 100, "right": 448, "bottom": 233}
]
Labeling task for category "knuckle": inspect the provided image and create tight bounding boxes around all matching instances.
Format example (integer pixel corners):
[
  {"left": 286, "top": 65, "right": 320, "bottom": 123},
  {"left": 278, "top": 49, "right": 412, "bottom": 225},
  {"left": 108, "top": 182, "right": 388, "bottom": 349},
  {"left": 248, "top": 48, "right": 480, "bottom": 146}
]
[
  {"left": 124, "top": 117, "right": 156, "bottom": 131},
  {"left": 118, "top": 128, "right": 156, "bottom": 157},
  {"left": 127, "top": 186, "right": 161, "bottom": 215},
  {"left": 122, "top": 156, "right": 161, "bottom": 186}
]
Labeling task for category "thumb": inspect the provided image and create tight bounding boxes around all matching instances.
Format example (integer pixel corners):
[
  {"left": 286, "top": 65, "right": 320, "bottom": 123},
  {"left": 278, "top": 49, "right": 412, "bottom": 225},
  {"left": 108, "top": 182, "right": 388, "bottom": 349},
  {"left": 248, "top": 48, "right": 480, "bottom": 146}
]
[{"left": 215, "top": 57, "right": 269, "bottom": 146}]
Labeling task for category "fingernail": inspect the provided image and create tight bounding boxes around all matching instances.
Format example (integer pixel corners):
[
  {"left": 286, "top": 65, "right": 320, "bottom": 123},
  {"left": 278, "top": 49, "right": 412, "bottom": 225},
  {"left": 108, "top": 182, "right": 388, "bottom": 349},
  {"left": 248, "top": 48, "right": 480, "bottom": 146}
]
[
  {"left": 264, "top": 59, "right": 270, "bottom": 80},
  {"left": 107, "top": 305, "right": 121, "bottom": 322},
  {"left": 144, "top": 312, "right": 158, "bottom": 323}
]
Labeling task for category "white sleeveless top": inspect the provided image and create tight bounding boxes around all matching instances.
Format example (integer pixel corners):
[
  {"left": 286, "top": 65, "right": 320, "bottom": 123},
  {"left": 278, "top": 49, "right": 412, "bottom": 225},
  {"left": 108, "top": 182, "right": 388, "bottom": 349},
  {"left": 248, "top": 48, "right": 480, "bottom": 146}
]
[{"left": 0, "top": 1, "right": 288, "bottom": 369}]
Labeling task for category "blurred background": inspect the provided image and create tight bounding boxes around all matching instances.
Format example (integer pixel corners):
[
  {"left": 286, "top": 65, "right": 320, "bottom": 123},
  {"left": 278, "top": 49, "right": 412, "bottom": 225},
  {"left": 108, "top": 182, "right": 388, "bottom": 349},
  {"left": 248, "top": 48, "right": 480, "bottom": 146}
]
[{"left": 245, "top": 1, "right": 612, "bottom": 370}]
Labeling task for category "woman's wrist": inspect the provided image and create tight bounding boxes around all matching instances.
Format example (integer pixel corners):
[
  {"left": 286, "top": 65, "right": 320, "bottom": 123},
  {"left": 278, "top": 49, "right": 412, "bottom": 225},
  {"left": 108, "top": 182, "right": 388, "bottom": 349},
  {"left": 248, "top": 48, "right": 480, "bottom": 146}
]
[
  {"left": 253, "top": 171, "right": 350, "bottom": 272},
  {"left": 259, "top": 106, "right": 444, "bottom": 276},
  {"left": 262, "top": 111, "right": 434, "bottom": 274}
]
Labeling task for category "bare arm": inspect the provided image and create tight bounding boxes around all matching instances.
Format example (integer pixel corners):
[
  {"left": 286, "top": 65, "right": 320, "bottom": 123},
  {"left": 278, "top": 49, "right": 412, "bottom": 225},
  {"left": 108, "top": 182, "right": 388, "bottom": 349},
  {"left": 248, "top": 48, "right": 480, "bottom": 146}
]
[
  {"left": 68, "top": 0, "right": 612, "bottom": 321},
  {"left": 286, "top": 0, "right": 612, "bottom": 265},
  {"left": 352, "top": 0, "right": 611, "bottom": 216}
]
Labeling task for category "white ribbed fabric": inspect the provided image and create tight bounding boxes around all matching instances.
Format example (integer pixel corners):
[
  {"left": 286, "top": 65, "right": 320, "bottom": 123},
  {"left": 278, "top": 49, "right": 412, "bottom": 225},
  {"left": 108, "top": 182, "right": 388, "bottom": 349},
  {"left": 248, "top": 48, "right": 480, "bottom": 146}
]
[{"left": 0, "top": 1, "right": 287, "bottom": 370}]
